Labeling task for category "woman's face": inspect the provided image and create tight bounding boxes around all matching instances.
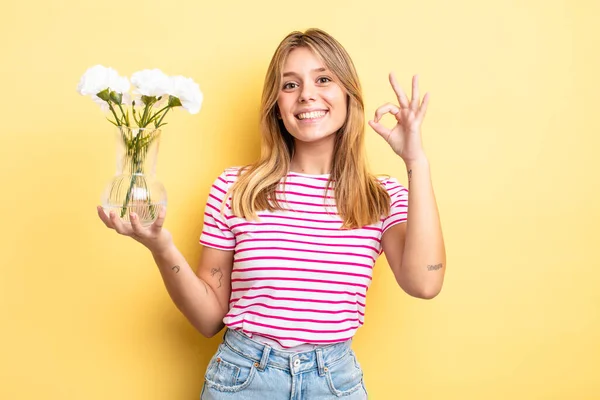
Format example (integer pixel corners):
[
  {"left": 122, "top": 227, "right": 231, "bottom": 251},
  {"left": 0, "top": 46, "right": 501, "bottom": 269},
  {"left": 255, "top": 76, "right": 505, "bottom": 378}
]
[{"left": 277, "top": 47, "right": 347, "bottom": 145}]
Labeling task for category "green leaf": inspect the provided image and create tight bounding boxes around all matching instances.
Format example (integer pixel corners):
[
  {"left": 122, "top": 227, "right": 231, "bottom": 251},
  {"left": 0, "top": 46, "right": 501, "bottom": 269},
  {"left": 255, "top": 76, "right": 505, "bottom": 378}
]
[
  {"left": 96, "top": 88, "right": 110, "bottom": 102},
  {"left": 105, "top": 117, "right": 119, "bottom": 126}
]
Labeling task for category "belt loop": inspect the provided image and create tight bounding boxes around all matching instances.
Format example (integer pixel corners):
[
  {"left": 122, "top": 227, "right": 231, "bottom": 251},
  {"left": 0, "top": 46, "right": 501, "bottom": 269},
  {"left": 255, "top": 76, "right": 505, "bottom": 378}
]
[
  {"left": 257, "top": 344, "right": 271, "bottom": 371},
  {"left": 316, "top": 348, "right": 326, "bottom": 376}
]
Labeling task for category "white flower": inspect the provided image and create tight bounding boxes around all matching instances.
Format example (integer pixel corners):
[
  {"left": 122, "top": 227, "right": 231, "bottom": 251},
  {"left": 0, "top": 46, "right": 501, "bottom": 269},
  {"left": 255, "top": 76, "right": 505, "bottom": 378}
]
[
  {"left": 77, "top": 65, "right": 130, "bottom": 100},
  {"left": 167, "top": 76, "right": 203, "bottom": 114},
  {"left": 130, "top": 92, "right": 145, "bottom": 108},
  {"left": 130, "top": 68, "right": 171, "bottom": 97},
  {"left": 155, "top": 96, "right": 168, "bottom": 108},
  {"left": 122, "top": 92, "right": 132, "bottom": 106}
]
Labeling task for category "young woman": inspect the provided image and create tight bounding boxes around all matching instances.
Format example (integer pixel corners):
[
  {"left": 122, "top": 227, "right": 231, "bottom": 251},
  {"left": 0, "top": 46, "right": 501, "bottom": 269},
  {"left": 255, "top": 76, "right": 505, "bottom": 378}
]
[{"left": 98, "top": 28, "right": 445, "bottom": 399}]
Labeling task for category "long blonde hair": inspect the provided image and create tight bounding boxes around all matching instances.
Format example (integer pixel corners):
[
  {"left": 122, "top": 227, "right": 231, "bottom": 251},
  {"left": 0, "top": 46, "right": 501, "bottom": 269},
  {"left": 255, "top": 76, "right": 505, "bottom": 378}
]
[{"left": 229, "top": 28, "right": 390, "bottom": 229}]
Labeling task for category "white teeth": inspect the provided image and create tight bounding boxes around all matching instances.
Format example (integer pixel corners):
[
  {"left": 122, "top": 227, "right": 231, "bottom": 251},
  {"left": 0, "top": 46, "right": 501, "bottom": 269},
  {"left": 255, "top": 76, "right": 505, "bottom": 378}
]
[{"left": 297, "top": 111, "right": 326, "bottom": 120}]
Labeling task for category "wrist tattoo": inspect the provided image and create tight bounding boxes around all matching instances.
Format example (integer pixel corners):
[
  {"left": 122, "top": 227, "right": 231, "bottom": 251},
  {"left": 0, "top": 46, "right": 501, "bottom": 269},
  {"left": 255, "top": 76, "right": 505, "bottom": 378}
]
[
  {"left": 427, "top": 263, "right": 443, "bottom": 271},
  {"left": 211, "top": 267, "right": 223, "bottom": 288},
  {"left": 408, "top": 169, "right": 412, "bottom": 183},
  {"left": 171, "top": 265, "right": 180, "bottom": 273}
]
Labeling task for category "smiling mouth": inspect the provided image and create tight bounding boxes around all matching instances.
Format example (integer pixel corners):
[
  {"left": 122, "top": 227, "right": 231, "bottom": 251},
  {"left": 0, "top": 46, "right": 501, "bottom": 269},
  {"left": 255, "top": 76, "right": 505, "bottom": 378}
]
[{"left": 295, "top": 110, "right": 328, "bottom": 120}]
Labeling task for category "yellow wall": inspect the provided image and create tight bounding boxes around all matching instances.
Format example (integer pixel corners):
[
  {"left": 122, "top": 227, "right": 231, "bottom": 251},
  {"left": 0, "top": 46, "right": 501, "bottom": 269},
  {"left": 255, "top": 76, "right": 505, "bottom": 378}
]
[{"left": 1, "top": 0, "right": 598, "bottom": 398}]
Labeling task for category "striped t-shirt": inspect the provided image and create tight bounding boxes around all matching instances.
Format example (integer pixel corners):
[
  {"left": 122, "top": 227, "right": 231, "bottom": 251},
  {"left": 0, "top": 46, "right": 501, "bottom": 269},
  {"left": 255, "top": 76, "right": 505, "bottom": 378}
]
[{"left": 199, "top": 167, "right": 408, "bottom": 348}]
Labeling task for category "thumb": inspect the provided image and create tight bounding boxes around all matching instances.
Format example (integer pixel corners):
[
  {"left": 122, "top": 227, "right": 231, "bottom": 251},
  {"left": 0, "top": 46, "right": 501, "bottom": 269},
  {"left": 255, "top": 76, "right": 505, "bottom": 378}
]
[{"left": 151, "top": 205, "right": 167, "bottom": 232}]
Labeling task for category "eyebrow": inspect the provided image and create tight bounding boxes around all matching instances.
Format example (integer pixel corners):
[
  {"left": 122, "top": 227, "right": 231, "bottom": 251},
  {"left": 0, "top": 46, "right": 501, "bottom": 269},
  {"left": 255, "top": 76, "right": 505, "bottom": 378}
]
[{"left": 282, "top": 67, "right": 328, "bottom": 78}]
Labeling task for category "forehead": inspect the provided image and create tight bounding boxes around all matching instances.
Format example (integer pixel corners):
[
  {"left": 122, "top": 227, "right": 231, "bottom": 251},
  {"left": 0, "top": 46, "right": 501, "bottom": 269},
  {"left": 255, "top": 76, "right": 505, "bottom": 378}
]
[{"left": 282, "top": 47, "right": 327, "bottom": 74}]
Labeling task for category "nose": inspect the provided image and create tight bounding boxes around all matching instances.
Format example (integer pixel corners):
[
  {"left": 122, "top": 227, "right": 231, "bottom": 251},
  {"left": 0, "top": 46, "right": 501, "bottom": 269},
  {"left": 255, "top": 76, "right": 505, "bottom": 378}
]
[{"left": 299, "top": 83, "right": 316, "bottom": 103}]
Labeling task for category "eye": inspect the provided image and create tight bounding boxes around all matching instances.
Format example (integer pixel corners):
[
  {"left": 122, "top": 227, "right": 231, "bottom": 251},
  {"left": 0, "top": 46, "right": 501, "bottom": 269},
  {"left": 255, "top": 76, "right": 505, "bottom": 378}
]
[
  {"left": 283, "top": 82, "right": 298, "bottom": 90},
  {"left": 317, "top": 76, "right": 332, "bottom": 84}
]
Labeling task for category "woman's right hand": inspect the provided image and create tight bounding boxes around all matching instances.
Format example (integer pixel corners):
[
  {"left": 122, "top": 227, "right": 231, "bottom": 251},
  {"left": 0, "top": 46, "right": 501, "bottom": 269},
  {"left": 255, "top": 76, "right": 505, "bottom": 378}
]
[{"left": 97, "top": 206, "right": 173, "bottom": 255}]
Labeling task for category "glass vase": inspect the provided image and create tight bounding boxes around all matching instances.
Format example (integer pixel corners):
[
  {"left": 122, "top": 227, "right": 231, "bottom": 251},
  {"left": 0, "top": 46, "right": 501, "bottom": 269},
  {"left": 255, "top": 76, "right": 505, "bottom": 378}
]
[{"left": 101, "top": 126, "right": 167, "bottom": 227}]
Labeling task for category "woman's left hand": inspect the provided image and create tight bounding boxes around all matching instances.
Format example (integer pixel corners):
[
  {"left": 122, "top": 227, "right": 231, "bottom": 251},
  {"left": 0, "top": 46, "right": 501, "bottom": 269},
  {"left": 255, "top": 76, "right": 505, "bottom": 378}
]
[{"left": 368, "top": 73, "right": 429, "bottom": 164}]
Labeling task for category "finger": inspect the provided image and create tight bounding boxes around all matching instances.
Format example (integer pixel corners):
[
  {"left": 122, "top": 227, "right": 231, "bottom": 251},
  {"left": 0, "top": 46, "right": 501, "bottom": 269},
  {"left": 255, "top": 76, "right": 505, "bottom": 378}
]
[
  {"left": 368, "top": 119, "right": 391, "bottom": 141},
  {"left": 389, "top": 72, "right": 410, "bottom": 109},
  {"left": 97, "top": 206, "right": 115, "bottom": 229},
  {"left": 410, "top": 74, "right": 420, "bottom": 111},
  {"left": 129, "top": 212, "right": 146, "bottom": 237},
  {"left": 417, "top": 92, "right": 430, "bottom": 121},
  {"left": 152, "top": 205, "right": 167, "bottom": 230},
  {"left": 110, "top": 210, "right": 132, "bottom": 235},
  {"left": 373, "top": 103, "right": 401, "bottom": 122}
]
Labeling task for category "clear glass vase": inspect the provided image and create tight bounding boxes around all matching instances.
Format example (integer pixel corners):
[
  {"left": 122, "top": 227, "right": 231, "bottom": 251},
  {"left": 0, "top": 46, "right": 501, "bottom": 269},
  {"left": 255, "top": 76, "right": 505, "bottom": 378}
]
[{"left": 101, "top": 126, "right": 167, "bottom": 227}]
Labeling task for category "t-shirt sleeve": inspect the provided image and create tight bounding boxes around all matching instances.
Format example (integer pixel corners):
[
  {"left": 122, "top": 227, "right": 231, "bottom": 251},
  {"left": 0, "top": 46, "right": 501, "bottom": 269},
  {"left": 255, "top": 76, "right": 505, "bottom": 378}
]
[
  {"left": 382, "top": 177, "right": 409, "bottom": 234},
  {"left": 199, "top": 171, "right": 236, "bottom": 251}
]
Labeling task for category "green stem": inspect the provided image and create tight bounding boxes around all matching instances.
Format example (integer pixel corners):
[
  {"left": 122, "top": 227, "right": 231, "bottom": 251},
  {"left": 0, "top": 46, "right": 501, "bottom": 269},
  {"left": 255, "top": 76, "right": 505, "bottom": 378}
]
[
  {"left": 119, "top": 126, "right": 128, "bottom": 148},
  {"left": 117, "top": 102, "right": 129, "bottom": 127},
  {"left": 132, "top": 105, "right": 139, "bottom": 126},
  {"left": 119, "top": 130, "right": 157, "bottom": 221},
  {"left": 140, "top": 103, "right": 150, "bottom": 127},
  {"left": 148, "top": 104, "right": 170, "bottom": 122},
  {"left": 120, "top": 133, "right": 142, "bottom": 218},
  {"left": 154, "top": 107, "right": 170, "bottom": 128},
  {"left": 140, "top": 98, "right": 157, "bottom": 127},
  {"left": 107, "top": 102, "right": 122, "bottom": 126}
]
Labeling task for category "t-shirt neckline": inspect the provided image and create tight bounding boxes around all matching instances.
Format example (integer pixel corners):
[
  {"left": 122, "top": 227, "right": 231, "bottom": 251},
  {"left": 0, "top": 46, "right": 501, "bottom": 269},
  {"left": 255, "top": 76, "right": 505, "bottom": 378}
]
[{"left": 287, "top": 171, "right": 331, "bottom": 178}]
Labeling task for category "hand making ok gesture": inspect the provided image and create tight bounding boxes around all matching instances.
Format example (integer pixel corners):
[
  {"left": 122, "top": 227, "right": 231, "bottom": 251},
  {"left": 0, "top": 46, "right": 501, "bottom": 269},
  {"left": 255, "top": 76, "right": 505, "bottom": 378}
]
[{"left": 368, "top": 73, "right": 429, "bottom": 164}]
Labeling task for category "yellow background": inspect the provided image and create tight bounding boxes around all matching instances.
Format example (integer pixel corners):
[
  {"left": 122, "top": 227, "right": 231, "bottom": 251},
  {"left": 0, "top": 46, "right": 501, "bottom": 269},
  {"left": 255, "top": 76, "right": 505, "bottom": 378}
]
[{"left": 1, "top": 0, "right": 598, "bottom": 398}]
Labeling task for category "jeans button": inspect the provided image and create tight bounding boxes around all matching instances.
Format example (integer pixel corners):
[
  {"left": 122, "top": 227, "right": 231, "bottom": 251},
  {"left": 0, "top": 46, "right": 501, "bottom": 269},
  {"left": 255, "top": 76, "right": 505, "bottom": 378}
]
[{"left": 294, "top": 359, "right": 300, "bottom": 367}]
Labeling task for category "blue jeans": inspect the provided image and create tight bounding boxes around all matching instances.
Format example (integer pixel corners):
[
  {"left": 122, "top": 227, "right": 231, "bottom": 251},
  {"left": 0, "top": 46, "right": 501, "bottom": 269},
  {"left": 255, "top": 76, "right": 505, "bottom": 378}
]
[{"left": 200, "top": 328, "right": 368, "bottom": 399}]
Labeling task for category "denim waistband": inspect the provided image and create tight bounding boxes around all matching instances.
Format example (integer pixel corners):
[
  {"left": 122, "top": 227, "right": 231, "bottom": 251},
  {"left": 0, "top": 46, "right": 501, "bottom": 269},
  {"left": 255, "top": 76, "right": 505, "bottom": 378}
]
[{"left": 222, "top": 328, "right": 353, "bottom": 376}]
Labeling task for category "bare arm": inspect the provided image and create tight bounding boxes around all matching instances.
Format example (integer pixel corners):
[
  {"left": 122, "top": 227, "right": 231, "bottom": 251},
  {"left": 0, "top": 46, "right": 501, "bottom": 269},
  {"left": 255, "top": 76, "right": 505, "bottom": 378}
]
[
  {"left": 97, "top": 206, "right": 233, "bottom": 337},
  {"left": 151, "top": 244, "right": 233, "bottom": 337},
  {"left": 382, "top": 158, "right": 446, "bottom": 299},
  {"left": 369, "top": 73, "right": 446, "bottom": 299}
]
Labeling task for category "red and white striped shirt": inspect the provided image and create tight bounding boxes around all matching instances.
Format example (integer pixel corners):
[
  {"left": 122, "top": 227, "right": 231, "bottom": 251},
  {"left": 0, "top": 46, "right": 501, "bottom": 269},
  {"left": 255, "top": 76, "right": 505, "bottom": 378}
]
[{"left": 199, "top": 167, "right": 408, "bottom": 348}]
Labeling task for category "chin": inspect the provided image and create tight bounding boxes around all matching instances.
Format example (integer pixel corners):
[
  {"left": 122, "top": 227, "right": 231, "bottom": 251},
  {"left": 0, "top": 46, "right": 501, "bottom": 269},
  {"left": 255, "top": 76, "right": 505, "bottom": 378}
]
[{"left": 290, "top": 129, "right": 338, "bottom": 143}]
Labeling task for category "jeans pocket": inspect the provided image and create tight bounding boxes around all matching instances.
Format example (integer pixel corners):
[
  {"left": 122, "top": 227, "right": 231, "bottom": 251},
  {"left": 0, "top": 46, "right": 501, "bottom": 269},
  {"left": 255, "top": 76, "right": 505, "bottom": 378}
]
[
  {"left": 204, "top": 344, "right": 258, "bottom": 393},
  {"left": 325, "top": 350, "right": 364, "bottom": 397}
]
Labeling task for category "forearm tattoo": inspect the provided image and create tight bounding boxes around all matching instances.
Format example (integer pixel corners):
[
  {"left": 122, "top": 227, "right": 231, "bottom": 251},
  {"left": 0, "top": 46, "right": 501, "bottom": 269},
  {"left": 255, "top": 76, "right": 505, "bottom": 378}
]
[
  {"left": 408, "top": 169, "right": 412, "bottom": 184},
  {"left": 427, "top": 263, "right": 443, "bottom": 271},
  {"left": 171, "top": 265, "right": 180, "bottom": 273},
  {"left": 211, "top": 267, "right": 223, "bottom": 288}
]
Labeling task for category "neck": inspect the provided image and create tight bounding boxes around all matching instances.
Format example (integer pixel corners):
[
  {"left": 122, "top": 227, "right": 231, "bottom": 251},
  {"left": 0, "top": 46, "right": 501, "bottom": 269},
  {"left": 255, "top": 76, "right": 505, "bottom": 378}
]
[{"left": 289, "top": 136, "right": 334, "bottom": 175}]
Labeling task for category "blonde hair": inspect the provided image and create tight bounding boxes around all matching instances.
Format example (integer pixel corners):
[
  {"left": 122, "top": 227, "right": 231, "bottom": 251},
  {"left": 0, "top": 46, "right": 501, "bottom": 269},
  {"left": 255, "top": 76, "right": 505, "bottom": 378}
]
[{"left": 229, "top": 28, "right": 390, "bottom": 229}]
